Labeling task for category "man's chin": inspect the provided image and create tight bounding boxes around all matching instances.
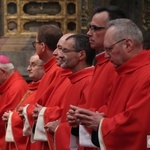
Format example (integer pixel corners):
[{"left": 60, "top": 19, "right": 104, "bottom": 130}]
[
  {"left": 60, "top": 64, "right": 67, "bottom": 69},
  {"left": 56, "top": 62, "right": 61, "bottom": 66},
  {"left": 90, "top": 44, "right": 96, "bottom": 49}
]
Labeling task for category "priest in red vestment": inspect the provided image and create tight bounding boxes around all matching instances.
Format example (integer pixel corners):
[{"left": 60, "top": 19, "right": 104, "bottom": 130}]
[
  {"left": 21, "top": 25, "right": 63, "bottom": 150},
  {"left": 32, "top": 34, "right": 73, "bottom": 150},
  {"left": 43, "top": 34, "right": 96, "bottom": 150},
  {"left": 32, "top": 25, "right": 63, "bottom": 106},
  {"left": 84, "top": 5, "right": 127, "bottom": 112},
  {"left": 0, "top": 55, "right": 28, "bottom": 149}
]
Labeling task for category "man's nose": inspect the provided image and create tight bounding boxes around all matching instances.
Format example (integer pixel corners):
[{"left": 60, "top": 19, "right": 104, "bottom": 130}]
[{"left": 87, "top": 29, "right": 92, "bottom": 36}]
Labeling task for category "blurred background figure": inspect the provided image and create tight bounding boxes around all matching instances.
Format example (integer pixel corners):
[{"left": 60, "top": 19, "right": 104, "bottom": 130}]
[{"left": 0, "top": 55, "right": 28, "bottom": 149}]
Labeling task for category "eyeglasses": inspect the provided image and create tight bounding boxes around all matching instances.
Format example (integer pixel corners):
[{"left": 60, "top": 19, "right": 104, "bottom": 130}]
[
  {"left": 104, "top": 39, "right": 126, "bottom": 53},
  {"left": 89, "top": 25, "right": 105, "bottom": 32},
  {"left": 32, "top": 41, "right": 42, "bottom": 48},
  {"left": 28, "top": 63, "right": 43, "bottom": 68},
  {"left": 62, "top": 48, "right": 82, "bottom": 53}
]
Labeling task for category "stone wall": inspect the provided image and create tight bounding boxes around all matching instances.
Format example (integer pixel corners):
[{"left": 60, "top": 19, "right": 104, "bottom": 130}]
[{"left": 0, "top": 36, "right": 35, "bottom": 81}]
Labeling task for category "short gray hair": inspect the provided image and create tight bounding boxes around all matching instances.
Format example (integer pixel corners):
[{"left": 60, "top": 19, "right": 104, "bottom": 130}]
[{"left": 106, "top": 19, "right": 143, "bottom": 45}]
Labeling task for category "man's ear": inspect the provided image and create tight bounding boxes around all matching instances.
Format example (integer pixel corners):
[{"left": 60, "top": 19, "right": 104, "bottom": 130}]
[
  {"left": 78, "top": 50, "right": 86, "bottom": 61},
  {"left": 41, "top": 42, "right": 47, "bottom": 52},
  {"left": 0, "top": 68, "right": 5, "bottom": 73},
  {"left": 125, "top": 39, "right": 134, "bottom": 52},
  {"left": 0, "top": 68, "right": 6, "bottom": 76}
]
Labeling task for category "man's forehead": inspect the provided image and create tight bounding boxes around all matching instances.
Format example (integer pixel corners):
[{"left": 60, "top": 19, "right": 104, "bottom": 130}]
[
  {"left": 104, "top": 26, "right": 115, "bottom": 40},
  {"left": 65, "top": 37, "right": 74, "bottom": 44},
  {"left": 57, "top": 40, "right": 63, "bottom": 46},
  {"left": 91, "top": 11, "right": 109, "bottom": 23}
]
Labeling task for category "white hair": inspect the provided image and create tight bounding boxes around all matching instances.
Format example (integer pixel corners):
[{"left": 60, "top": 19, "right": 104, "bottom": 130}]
[{"left": 0, "top": 63, "right": 14, "bottom": 72}]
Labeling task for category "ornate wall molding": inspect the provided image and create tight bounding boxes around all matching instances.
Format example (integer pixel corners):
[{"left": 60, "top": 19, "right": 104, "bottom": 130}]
[
  {"left": 4, "top": 0, "right": 80, "bottom": 36},
  {"left": 142, "top": 0, "right": 150, "bottom": 30}
]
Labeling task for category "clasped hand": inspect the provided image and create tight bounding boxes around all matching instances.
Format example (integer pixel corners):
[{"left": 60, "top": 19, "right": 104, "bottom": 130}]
[
  {"left": 44, "top": 120, "right": 60, "bottom": 134},
  {"left": 67, "top": 105, "right": 105, "bottom": 131},
  {"left": 32, "top": 103, "right": 43, "bottom": 121},
  {"left": 2, "top": 111, "right": 12, "bottom": 123}
]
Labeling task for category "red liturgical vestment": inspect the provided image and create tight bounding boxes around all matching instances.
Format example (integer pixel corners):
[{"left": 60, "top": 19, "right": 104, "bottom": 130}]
[
  {"left": 6, "top": 81, "right": 42, "bottom": 150},
  {"left": 55, "top": 67, "right": 94, "bottom": 150},
  {"left": 98, "top": 51, "right": 150, "bottom": 150},
  {"left": 0, "top": 71, "right": 28, "bottom": 149},
  {"left": 85, "top": 53, "right": 117, "bottom": 111}
]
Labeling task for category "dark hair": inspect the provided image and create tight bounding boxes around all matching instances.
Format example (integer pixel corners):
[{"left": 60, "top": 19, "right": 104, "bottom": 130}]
[
  {"left": 37, "top": 25, "right": 63, "bottom": 51},
  {"left": 66, "top": 34, "right": 96, "bottom": 65},
  {"left": 94, "top": 5, "right": 127, "bottom": 20}
]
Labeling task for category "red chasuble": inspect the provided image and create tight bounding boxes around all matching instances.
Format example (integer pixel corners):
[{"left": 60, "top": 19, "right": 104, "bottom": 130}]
[
  {"left": 43, "top": 70, "right": 71, "bottom": 123},
  {"left": 54, "top": 67, "right": 94, "bottom": 150},
  {"left": 0, "top": 71, "right": 28, "bottom": 149},
  {"left": 35, "top": 57, "right": 64, "bottom": 106},
  {"left": 34, "top": 70, "right": 72, "bottom": 150},
  {"left": 80, "top": 53, "right": 117, "bottom": 150},
  {"left": 98, "top": 51, "right": 150, "bottom": 150},
  {"left": 84, "top": 53, "right": 117, "bottom": 111}
]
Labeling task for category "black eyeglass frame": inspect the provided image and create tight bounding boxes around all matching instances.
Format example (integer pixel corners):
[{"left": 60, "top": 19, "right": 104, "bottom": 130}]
[
  {"left": 89, "top": 25, "right": 105, "bottom": 32},
  {"left": 61, "top": 48, "right": 83, "bottom": 53},
  {"left": 104, "top": 39, "right": 126, "bottom": 53},
  {"left": 32, "top": 41, "right": 42, "bottom": 48}
]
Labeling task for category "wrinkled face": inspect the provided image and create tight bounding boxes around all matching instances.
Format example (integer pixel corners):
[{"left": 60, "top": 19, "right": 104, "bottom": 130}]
[
  {"left": 61, "top": 38, "right": 82, "bottom": 71},
  {"left": 87, "top": 11, "right": 108, "bottom": 52},
  {"left": 53, "top": 38, "right": 66, "bottom": 66},
  {"left": 104, "top": 26, "right": 127, "bottom": 68},
  {"left": 27, "top": 55, "right": 44, "bottom": 81}
]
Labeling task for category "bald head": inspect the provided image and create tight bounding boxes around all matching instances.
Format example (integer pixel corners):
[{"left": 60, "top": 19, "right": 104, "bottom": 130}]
[{"left": 53, "top": 33, "right": 75, "bottom": 66}]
